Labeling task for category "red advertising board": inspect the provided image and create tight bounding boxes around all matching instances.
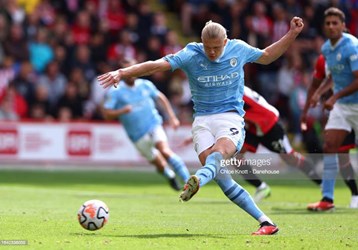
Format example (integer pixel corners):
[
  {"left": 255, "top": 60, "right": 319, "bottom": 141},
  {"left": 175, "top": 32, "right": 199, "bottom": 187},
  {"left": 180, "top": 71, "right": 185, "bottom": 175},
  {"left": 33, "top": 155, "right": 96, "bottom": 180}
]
[
  {"left": 66, "top": 130, "right": 92, "bottom": 156},
  {"left": 0, "top": 128, "right": 18, "bottom": 154}
]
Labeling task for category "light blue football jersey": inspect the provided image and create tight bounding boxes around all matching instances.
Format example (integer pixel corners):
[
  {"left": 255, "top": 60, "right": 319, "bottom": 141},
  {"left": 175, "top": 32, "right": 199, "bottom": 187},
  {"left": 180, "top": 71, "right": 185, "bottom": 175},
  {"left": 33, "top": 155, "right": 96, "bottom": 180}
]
[
  {"left": 164, "top": 39, "right": 263, "bottom": 116},
  {"left": 103, "top": 79, "right": 162, "bottom": 142},
  {"left": 322, "top": 33, "right": 358, "bottom": 104}
]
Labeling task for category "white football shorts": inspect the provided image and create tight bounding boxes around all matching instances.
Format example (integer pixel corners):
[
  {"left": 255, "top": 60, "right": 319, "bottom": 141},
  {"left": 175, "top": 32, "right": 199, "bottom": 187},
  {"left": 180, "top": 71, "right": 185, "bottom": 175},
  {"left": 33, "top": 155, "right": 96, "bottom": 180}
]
[
  {"left": 192, "top": 112, "right": 245, "bottom": 155},
  {"left": 134, "top": 125, "right": 168, "bottom": 161},
  {"left": 325, "top": 103, "right": 358, "bottom": 135}
]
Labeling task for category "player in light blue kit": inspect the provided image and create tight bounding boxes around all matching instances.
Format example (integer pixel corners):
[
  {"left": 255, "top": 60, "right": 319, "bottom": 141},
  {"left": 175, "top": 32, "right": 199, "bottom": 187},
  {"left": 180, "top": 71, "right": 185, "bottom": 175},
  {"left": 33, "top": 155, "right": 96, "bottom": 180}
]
[
  {"left": 102, "top": 58, "right": 190, "bottom": 191},
  {"left": 98, "top": 17, "right": 304, "bottom": 235},
  {"left": 307, "top": 7, "right": 358, "bottom": 211}
]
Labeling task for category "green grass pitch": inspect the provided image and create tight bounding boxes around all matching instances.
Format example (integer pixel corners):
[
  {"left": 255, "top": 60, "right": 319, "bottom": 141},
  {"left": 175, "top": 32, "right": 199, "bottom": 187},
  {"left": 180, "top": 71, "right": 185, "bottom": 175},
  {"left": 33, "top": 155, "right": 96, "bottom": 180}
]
[{"left": 0, "top": 168, "right": 357, "bottom": 249}]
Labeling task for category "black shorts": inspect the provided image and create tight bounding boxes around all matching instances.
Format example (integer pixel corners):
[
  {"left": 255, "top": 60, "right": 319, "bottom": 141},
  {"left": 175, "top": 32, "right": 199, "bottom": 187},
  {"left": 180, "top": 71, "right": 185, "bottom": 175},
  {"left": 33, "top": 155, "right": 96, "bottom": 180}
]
[
  {"left": 244, "top": 123, "right": 289, "bottom": 154},
  {"left": 244, "top": 124, "right": 356, "bottom": 154}
]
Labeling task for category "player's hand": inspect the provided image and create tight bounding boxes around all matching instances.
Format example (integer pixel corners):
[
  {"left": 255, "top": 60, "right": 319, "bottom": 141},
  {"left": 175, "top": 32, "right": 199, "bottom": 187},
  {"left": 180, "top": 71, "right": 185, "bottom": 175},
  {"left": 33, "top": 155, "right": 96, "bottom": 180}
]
[
  {"left": 290, "top": 17, "right": 304, "bottom": 35},
  {"left": 324, "top": 96, "right": 336, "bottom": 111},
  {"left": 97, "top": 70, "right": 121, "bottom": 89},
  {"left": 300, "top": 112, "right": 308, "bottom": 131}
]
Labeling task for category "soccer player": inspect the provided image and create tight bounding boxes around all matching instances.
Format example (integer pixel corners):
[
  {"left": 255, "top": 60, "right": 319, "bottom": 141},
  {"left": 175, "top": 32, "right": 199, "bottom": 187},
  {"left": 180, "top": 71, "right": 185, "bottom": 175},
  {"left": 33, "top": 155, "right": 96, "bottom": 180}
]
[
  {"left": 182, "top": 86, "right": 322, "bottom": 202},
  {"left": 302, "top": 53, "right": 358, "bottom": 209},
  {"left": 302, "top": 7, "right": 358, "bottom": 211},
  {"left": 239, "top": 86, "right": 322, "bottom": 202},
  {"left": 98, "top": 17, "right": 304, "bottom": 235},
  {"left": 102, "top": 58, "right": 190, "bottom": 191}
]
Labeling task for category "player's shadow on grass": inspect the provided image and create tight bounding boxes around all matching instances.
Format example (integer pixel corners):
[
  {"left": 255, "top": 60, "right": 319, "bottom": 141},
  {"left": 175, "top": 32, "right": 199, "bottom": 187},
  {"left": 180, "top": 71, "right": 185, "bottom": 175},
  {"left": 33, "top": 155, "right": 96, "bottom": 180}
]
[
  {"left": 107, "top": 233, "right": 227, "bottom": 239},
  {"left": 71, "top": 233, "right": 227, "bottom": 239}
]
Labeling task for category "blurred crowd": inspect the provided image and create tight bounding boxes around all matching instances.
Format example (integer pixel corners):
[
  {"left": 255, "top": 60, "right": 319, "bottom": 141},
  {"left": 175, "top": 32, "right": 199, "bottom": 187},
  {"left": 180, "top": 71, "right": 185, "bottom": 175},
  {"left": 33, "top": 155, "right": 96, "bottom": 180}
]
[
  {"left": 0, "top": 0, "right": 188, "bottom": 123},
  {"left": 0, "top": 0, "right": 357, "bottom": 146}
]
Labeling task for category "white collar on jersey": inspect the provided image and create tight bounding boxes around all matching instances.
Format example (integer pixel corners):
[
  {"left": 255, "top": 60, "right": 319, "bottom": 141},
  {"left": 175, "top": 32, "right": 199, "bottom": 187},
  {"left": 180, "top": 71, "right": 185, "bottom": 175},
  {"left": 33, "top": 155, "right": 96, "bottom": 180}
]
[
  {"left": 330, "top": 35, "right": 344, "bottom": 50},
  {"left": 214, "top": 42, "right": 228, "bottom": 63}
]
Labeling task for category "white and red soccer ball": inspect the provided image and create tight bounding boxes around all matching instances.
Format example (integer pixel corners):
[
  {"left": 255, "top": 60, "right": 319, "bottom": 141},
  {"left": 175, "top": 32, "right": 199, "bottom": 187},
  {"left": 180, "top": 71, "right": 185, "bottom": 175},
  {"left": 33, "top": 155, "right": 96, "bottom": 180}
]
[{"left": 77, "top": 200, "right": 109, "bottom": 231}]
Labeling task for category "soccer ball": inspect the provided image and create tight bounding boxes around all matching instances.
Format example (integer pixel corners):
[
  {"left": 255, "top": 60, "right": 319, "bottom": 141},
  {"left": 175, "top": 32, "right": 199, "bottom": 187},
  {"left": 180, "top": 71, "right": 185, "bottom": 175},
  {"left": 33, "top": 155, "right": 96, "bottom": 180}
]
[{"left": 77, "top": 199, "right": 109, "bottom": 231}]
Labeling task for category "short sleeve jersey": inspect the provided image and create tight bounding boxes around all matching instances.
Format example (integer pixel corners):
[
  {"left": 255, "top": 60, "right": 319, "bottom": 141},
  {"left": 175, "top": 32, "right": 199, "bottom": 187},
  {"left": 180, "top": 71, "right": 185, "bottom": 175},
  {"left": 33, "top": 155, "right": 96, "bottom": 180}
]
[
  {"left": 321, "top": 33, "right": 358, "bottom": 104},
  {"left": 103, "top": 79, "right": 162, "bottom": 142},
  {"left": 164, "top": 39, "right": 263, "bottom": 116}
]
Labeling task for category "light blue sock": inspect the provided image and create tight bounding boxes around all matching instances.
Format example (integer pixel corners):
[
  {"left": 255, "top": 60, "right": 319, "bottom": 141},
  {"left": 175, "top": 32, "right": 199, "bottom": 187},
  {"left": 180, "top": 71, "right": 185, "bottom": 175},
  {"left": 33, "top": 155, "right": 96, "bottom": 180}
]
[
  {"left": 322, "top": 154, "right": 339, "bottom": 200},
  {"left": 168, "top": 154, "right": 190, "bottom": 182},
  {"left": 215, "top": 172, "right": 263, "bottom": 220},
  {"left": 196, "top": 152, "right": 223, "bottom": 187}
]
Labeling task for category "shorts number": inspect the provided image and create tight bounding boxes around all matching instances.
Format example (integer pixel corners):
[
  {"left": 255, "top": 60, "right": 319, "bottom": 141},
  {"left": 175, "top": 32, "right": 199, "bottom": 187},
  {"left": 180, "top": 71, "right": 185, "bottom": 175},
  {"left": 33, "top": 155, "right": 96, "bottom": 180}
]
[{"left": 230, "top": 128, "right": 239, "bottom": 135}]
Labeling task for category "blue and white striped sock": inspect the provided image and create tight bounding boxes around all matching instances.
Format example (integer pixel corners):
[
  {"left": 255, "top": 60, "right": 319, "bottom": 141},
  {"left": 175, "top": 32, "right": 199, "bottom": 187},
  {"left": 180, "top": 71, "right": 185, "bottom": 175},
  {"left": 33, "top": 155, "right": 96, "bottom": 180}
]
[
  {"left": 196, "top": 152, "right": 223, "bottom": 187},
  {"left": 168, "top": 154, "right": 190, "bottom": 182},
  {"left": 322, "top": 154, "right": 339, "bottom": 200},
  {"left": 215, "top": 175, "right": 264, "bottom": 220}
]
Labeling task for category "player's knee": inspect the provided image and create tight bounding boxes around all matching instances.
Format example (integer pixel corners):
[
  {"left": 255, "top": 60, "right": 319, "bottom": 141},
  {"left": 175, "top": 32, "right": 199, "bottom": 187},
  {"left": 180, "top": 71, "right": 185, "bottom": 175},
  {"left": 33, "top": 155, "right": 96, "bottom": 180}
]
[
  {"left": 158, "top": 147, "right": 173, "bottom": 159},
  {"left": 156, "top": 143, "right": 172, "bottom": 158},
  {"left": 211, "top": 143, "right": 236, "bottom": 158},
  {"left": 210, "top": 149, "right": 231, "bottom": 160}
]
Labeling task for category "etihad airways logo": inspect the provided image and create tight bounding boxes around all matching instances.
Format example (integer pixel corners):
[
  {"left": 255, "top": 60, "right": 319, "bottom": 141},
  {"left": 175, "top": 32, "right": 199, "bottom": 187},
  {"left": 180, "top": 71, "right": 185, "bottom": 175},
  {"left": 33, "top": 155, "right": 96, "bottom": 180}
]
[
  {"left": 197, "top": 72, "right": 239, "bottom": 83},
  {"left": 329, "top": 64, "right": 344, "bottom": 73}
]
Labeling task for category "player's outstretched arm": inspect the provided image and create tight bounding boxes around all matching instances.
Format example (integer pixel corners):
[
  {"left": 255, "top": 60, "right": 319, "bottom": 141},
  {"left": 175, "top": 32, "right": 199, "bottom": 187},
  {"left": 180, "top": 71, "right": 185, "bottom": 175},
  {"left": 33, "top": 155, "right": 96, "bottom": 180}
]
[
  {"left": 156, "top": 92, "right": 180, "bottom": 129},
  {"left": 97, "top": 59, "right": 172, "bottom": 89},
  {"left": 256, "top": 17, "right": 304, "bottom": 65}
]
